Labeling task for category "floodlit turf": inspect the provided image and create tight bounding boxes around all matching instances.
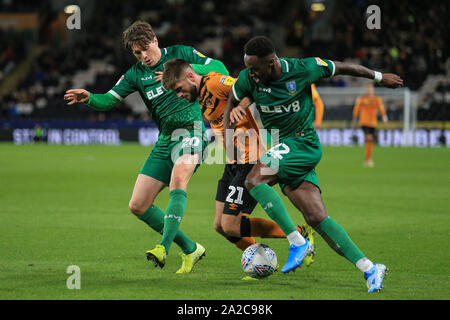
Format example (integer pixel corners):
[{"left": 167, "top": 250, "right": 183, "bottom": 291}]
[{"left": 0, "top": 143, "right": 449, "bottom": 300}]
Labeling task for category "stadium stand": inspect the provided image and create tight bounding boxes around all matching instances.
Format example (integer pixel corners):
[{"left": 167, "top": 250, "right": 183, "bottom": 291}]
[{"left": 0, "top": 0, "right": 448, "bottom": 124}]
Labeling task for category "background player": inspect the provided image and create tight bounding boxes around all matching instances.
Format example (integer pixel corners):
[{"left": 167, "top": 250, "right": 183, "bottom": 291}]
[
  {"left": 161, "top": 58, "right": 316, "bottom": 270},
  {"left": 312, "top": 84, "right": 325, "bottom": 129},
  {"left": 352, "top": 83, "right": 388, "bottom": 167},
  {"left": 224, "top": 36, "right": 403, "bottom": 292},
  {"left": 64, "top": 21, "right": 229, "bottom": 274}
]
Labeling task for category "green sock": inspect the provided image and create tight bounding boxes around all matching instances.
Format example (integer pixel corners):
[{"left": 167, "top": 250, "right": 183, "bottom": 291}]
[
  {"left": 160, "top": 189, "right": 188, "bottom": 254},
  {"left": 138, "top": 204, "right": 196, "bottom": 254},
  {"left": 314, "top": 216, "right": 365, "bottom": 264},
  {"left": 249, "top": 183, "right": 296, "bottom": 236}
]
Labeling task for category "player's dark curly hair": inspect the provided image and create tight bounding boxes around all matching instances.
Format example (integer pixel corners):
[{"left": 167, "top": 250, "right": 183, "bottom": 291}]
[{"left": 244, "top": 36, "right": 276, "bottom": 58}]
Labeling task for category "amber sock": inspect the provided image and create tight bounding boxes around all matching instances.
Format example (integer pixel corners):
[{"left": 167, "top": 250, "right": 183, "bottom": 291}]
[
  {"left": 241, "top": 216, "right": 305, "bottom": 238},
  {"left": 226, "top": 236, "right": 256, "bottom": 251}
]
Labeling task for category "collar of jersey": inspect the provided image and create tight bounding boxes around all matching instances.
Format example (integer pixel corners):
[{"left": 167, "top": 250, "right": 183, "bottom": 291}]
[
  {"left": 199, "top": 76, "right": 207, "bottom": 92},
  {"left": 279, "top": 58, "right": 289, "bottom": 74}
]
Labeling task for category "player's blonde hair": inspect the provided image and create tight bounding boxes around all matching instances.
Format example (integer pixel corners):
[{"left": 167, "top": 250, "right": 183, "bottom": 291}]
[
  {"left": 162, "top": 58, "right": 193, "bottom": 90},
  {"left": 122, "top": 21, "right": 156, "bottom": 52}
]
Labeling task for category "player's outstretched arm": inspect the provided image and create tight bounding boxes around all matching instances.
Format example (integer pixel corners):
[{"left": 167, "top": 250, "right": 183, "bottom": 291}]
[
  {"left": 223, "top": 90, "right": 242, "bottom": 158},
  {"left": 333, "top": 61, "right": 404, "bottom": 88},
  {"left": 155, "top": 58, "right": 229, "bottom": 83},
  {"left": 192, "top": 59, "right": 229, "bottom": 76},
  {"left": 351, "top": 116, "right": 359, "bottom": 129},
  {"left": 224, "top": 90, "right": 241, "bottom": 131},
  {"left": 64, "top": 89, "right": 120, "bottom": 111}
]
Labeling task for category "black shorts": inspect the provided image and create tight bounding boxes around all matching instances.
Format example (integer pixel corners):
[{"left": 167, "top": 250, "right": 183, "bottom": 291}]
[
  {"left": 362, "top": 126, "right": 376, "bottom": 135},
  {"left": 216, "top": 163, "right": 258, "bottom": 215}
]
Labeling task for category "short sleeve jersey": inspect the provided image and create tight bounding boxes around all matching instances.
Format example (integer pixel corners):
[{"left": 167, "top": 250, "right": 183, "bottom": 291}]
[
  {"left": 232, "top": 57, "right": 335, "bottom": 142},
  {"left": 109, "top": 45, "right": 212, "bottom": 138},
  {"left": 353, "top": 95, "right": 386, "bottom": 128}
]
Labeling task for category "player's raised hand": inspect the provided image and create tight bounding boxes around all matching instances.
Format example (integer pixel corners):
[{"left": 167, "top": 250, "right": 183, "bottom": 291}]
[
  {"left": 230, "top": 105, "right": 246, "bottom": 124},
  {"left": 64, "top": 89, "right": 90, "bottom": 105},
  {"left": 154, "top": 71, "right": 163, "bottom": 82},
  {"left": 380, "top": 73, "right": 404, "bottom": 89},
  {"left": 230, "top": 97, "right": 253, "bottom": 124}
]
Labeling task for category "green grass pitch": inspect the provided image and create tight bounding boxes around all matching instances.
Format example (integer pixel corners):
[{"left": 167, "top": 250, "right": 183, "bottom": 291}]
[{"left": 1, "top": 143, "right": 449, "bottom": 300}]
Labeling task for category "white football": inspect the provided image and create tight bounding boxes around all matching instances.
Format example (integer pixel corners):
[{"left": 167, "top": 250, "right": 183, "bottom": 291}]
[{"left": 241, "top": 243, "right": 277, "bottom": 278}]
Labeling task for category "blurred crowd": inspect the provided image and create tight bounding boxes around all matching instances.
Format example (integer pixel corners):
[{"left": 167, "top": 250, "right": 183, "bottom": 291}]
[
  {"left": 0, "top": 0, "right": 448, "bottom": 123},
  {"left": 417, "top": 79, "right": 450, "bottom": 121},
  {"left": 0, "top": 28, "right": 32, "bottom": 83},
  {"left": 286, "top": 0, "right": 448, "bottom": 90}
]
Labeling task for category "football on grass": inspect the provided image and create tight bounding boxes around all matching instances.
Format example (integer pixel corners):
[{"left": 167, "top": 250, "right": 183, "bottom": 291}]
[{"left": 241, "top": 243, "right": 277, "bottom": 278}]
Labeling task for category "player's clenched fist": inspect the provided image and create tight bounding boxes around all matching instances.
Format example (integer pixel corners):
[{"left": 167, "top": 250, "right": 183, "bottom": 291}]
[{"left": 64, "top": 89, "right": 90, "bottom": 105}]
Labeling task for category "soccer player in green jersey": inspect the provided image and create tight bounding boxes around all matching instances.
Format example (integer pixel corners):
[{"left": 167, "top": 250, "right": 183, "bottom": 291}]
[
  {"left": 224, "top": 36, "right": 403, "bottom": 292},
  {"left": 64, "top": 21, "right": 229, "bottom": 273}
]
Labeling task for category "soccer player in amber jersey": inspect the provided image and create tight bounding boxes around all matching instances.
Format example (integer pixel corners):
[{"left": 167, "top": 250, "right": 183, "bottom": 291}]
[
  {"left": 64, "top": 21, "right": 230, "bottom": 274},
  {"left": 352, "top": 83, "right": 388, "bottom": 167},
  {"left": 311, "top": 84, "right": 325, "bottom": 129},
  {"left": 162, "top": 59, "right": 315, "bottom": 268},
  {"left": 224, "top": 36, "right": 403, "bottom": 292}
]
